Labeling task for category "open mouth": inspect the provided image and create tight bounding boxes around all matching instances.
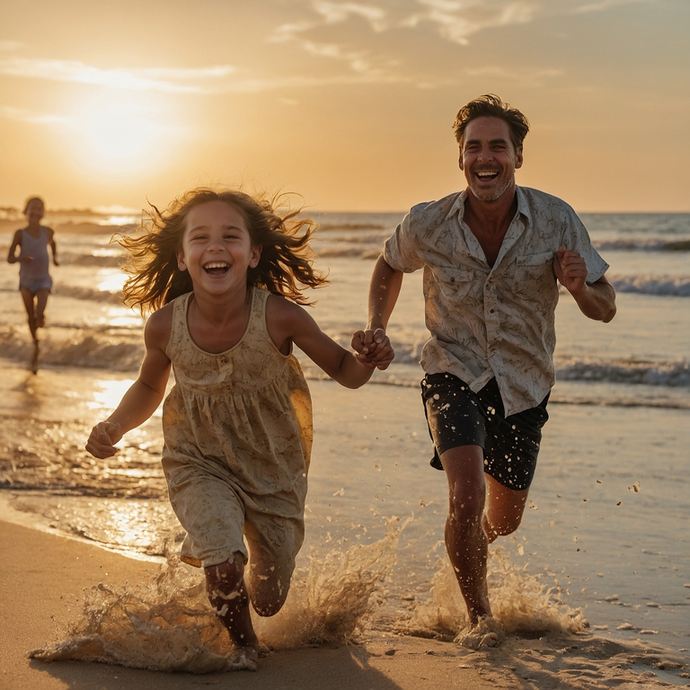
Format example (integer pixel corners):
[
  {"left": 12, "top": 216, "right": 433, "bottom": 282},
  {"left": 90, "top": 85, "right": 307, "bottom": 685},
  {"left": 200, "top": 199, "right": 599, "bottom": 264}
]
[
  {"left": 203, "top": 262, "right": 230, "bottom": 276},
  {"left": 475, "top": 170, "right": 499, "bottom": 181}
]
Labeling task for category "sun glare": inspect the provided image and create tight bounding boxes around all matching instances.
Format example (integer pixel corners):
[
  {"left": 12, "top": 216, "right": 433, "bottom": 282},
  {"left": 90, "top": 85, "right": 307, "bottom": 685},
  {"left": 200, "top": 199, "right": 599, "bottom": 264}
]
[
  {"left": 84, "top": 103, "right": 152, "bottom": 159},
  {"left": 68, "top": 92, "right": 174, "bottom": 173}
]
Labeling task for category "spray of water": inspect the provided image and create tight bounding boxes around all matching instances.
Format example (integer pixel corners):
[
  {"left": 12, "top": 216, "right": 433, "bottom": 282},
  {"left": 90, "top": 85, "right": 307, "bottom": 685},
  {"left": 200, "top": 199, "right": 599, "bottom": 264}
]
[{"left": 30, "top": 517, "right": 405, "bottom": 673}]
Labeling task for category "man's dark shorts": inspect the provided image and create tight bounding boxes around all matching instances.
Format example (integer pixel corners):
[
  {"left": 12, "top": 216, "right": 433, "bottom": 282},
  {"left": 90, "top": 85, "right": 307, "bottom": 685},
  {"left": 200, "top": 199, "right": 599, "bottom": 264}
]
[{"left": 421, "top": 373, "right": 550, "bottom": 491}]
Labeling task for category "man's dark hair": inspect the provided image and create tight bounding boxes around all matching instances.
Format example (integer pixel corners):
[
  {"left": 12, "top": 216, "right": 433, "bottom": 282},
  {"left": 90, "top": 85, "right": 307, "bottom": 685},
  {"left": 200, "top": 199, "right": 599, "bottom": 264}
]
[{"left": 453, "top": 94, "right": 530, "bottom": 151}]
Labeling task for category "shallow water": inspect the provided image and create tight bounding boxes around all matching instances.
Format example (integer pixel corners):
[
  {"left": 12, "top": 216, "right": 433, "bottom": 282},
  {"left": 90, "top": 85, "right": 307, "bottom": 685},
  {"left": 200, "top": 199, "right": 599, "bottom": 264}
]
[{"left": 0, "top": 211, "right": 688, "bottom": 676}]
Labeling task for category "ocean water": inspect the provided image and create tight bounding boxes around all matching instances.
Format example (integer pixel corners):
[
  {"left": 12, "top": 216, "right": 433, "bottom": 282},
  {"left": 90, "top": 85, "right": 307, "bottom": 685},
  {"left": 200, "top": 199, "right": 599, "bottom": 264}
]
[{"left": 0, "top": 209, "right": 689, "bottom": 672}]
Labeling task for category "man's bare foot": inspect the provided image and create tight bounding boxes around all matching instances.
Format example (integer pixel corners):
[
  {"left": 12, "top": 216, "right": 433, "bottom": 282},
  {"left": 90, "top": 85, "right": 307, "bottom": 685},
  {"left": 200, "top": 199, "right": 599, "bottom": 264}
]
[
  {"left": 455, "top": 615, "right": 505, "bottom": 649},
  {"left": 226, "top": 645, "right": 259, "bottom": 671}
]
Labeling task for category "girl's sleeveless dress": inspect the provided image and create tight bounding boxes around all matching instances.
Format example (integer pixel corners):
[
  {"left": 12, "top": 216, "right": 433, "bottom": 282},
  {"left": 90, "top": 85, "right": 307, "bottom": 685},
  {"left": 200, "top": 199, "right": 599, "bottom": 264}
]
[
  {"left": 18, "top": 228, "right": 52, "bottom": 293},
  {"left": 161, "top": 287, "right": 313, "bottom": 570}
]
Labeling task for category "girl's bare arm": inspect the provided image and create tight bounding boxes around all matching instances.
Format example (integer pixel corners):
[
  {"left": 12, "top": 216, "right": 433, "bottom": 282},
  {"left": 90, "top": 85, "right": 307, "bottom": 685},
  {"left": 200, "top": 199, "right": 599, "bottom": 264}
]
[
  {"left": 85, "top": 308, "right": 172, "bottom": 458},
  {"left": 267, "top": 295, "right": 393, "bottom": 390},
  {"left": 6, "top": 230, "right": 22, "bottom": 263}
]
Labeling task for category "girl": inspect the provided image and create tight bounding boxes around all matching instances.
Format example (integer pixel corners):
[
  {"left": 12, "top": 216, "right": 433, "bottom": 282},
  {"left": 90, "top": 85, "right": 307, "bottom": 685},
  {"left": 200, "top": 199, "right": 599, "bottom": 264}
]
[
  {"left": 85, "top": 188, "right": 391, "bottom": 671},
  {"left": 7, "top": 197, "right": 59, "bottom": 345}
]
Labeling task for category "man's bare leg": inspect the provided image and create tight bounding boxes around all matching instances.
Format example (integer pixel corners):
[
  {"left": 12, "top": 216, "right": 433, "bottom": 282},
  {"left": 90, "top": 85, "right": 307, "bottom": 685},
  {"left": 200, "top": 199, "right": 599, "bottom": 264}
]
[
  {"left": 483, "top": 474, "right": 529, "bottom": 544},
  {"left": 440, "top": 444, "right": 492, "bottom": 625}
]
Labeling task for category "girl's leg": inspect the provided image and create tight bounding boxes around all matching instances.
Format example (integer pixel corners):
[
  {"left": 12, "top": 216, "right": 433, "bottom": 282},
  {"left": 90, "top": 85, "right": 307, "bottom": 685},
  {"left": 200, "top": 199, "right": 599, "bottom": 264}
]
[
  {"left": 205, "top": 552, "right": 259, "bottom": 658},
  {"left": 34, "top": 288, "right": 50, "bottom": 328},
  {"left": 243, "top": 517, "right": 301, "bottom": 617},
  {"left": 20, "top": 288, "right": 38, "bottom": 341}
]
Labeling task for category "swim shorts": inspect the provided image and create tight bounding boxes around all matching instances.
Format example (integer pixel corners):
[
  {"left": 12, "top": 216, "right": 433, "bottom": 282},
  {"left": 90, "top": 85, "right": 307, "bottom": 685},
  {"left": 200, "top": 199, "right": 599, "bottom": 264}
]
[{"left": 421, "top": 373, "right": 549, "bottom": 491}]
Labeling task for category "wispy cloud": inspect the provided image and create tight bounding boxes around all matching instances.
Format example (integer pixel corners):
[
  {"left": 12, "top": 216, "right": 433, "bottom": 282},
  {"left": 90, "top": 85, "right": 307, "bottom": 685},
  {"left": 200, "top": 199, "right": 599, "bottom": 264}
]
[
  {"left": 313, "top": 1, "right": 389, "bottom": 30},
  {"left": 0, "top": 57, "right": 236, "bottom": 93},
  {"left": 464, "top": 65, "right": 565, "bottom": 86},
  {"left": 302, "top": 40, "right": 400, "bottom": 78},
  {"left": 0, "top": 40, "right": 24, "bottom": 51},
  {"left": 0, "top": 105, "right": 69, "bottom": 125},
  {"left": 571, "top": 0, "right": 653, "bottom": 14},
  {"left": 404, "top": 0, "right": 538, "bottom": 45}
]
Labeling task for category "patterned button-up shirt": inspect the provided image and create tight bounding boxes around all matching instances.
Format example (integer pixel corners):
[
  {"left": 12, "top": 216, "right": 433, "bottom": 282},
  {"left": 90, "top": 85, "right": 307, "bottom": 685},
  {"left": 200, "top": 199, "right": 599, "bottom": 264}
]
[{"left": 383, "top": 186, "right": 609, "bottom": 416}]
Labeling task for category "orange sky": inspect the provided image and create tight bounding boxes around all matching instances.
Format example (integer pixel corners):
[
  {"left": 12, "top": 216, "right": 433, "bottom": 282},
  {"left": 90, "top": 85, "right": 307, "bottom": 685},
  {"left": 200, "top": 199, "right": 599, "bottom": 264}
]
[{"left": 1, "top": 0, "right": 689, "bottom": 213}]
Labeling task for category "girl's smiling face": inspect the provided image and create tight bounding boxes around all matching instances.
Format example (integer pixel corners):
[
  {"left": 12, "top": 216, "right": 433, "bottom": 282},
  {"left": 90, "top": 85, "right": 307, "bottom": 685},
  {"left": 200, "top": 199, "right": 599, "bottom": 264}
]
[
  {"left": 177, "top": 200, "right": 262, "bottom": 293},
  {"left": 24, "top": 198, "right": 45, "bottom": 225}
]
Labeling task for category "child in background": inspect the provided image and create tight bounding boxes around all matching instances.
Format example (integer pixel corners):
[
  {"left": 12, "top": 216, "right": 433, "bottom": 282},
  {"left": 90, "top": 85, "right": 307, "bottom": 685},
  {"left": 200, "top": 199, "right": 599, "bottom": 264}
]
[
  {"left": 85, "top": 188, "right": 392, "bottom": 670},
  {"left": 7, "top": 197, "right": 59, "bottom": 345}
]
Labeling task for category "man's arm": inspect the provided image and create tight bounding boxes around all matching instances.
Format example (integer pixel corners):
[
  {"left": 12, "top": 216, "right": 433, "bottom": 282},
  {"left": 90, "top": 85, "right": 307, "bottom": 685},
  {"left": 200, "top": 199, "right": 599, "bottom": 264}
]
[
  {"left": 352, "top": 254, "right": 404, "bottom": 363},
  {"left": 554, "top": 246, "right": 617, "bottom": 323}
]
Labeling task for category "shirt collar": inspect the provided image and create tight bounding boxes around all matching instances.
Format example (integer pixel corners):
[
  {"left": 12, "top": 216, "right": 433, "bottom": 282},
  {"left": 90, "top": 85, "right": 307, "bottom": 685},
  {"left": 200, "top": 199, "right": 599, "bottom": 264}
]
[{"left": 446, "top": 186, "right": 532, "bottom": 227}]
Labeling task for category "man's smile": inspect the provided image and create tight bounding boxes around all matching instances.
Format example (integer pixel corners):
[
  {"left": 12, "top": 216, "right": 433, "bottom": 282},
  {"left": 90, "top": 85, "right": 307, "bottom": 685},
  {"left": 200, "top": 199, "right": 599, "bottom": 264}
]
[{"left": 475, "top": 169, "right": 500, "bottom": 180}]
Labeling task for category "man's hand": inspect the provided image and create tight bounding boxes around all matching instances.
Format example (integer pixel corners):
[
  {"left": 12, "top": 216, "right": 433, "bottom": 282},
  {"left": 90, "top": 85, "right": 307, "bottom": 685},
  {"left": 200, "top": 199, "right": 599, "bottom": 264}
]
[
  {"left": 352, "top": 327, "right": 395, "bottom": 370},
  {"left": 554, "top": 246, "right": 588, "bottom": 295}
]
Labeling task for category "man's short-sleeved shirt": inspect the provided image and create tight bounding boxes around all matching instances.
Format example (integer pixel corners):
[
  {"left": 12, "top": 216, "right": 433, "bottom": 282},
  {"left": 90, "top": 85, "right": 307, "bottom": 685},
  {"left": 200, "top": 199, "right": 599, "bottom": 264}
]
[{"left": 383, "top": 186, "right": 609, "bottom": 416}]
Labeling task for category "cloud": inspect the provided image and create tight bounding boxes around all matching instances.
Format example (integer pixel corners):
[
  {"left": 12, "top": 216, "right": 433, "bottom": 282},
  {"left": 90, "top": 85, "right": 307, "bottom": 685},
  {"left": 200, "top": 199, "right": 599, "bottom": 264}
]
[
  {"left": 464, "top": 65, "right": 565, "bottom": 86},
  {"left": 313, "top": 1, "right": 389, "bottom": 30},
  {"left": 0, "top": 105, "right": 68, "bottom": 125},
  {"left": 405, "top": 0, "right": 538, "bottom": 45},
  {"left": 0, "top": 40, "right": 24, "bottom": 51},
  {"left": 0, "top": 57, "right": 236, "bottom": 93},
  {"left": 302, "top": 40, "right": 400, "bottom": 78},
  {"left": 570, "top": 0, "right": 653, "bottom": 14}
]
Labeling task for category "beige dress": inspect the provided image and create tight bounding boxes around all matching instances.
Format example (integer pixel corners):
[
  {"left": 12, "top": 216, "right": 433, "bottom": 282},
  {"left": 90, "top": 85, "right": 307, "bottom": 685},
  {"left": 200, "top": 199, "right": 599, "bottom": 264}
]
[{"left": 161, "top": 287, "right": 313, "bottom": 578}]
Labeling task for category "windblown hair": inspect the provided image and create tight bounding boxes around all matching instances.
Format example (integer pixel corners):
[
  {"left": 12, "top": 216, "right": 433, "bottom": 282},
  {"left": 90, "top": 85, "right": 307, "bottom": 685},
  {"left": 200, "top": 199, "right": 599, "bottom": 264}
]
[
  {"left": 117, "top": 188, "right": 327, "bottom": 315},
  {"left": 452, "top": 94, "right": 530, "bottom": 151}
]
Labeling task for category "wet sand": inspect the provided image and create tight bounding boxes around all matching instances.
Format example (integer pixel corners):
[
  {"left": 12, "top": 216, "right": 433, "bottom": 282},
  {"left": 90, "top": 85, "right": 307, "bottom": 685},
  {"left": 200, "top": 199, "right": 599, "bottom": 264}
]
[
  {"left": 1, "top": 520, "right": 497, "bottom": 690},
  {"left": 3, "top": 500, "right": 688, "bottom": 688}
]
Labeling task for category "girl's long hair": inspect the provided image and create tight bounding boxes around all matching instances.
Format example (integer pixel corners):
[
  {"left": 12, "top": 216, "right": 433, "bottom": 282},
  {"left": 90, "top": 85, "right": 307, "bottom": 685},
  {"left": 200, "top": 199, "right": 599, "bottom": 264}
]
[{"left": 117, "top": 188, "right": 327, "bottom": 315}]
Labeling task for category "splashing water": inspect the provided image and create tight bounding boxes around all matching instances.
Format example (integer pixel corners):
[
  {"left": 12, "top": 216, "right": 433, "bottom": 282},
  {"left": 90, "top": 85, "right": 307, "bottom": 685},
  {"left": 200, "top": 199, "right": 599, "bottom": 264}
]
[
  {"left": 407, "top": 546, "right": 588, "bottom": 640},
  {"left": 29, "top": 517, "right": 405, "bottom": 673},
  {"left": 255, "top": 516, "right": 404, "bottom": 648}
]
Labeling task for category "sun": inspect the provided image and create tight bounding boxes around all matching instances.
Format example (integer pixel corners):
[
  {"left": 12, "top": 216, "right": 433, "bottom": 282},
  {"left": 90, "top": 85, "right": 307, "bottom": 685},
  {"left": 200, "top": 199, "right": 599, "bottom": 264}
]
[
  {"left": 83, "top": 102, "right": 153, "bottom": 159},
  {"left": 68, "top": 91, "right": 174, "bottom": 172}
]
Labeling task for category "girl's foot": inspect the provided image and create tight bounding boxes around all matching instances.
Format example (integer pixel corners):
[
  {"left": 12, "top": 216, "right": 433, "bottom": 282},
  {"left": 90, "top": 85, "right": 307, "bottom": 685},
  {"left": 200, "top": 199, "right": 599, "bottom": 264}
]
[{"left": 226, "top": 645, "right": 259, "bottom": 671}]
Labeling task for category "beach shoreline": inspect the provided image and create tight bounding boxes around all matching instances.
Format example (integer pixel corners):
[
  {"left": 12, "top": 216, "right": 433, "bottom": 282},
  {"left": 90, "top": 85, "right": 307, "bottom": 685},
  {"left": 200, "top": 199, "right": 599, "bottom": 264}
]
[
  {"left": 2, "top": 514, "right": 688, "bottom": 689},
  {"left": 0, "top": 517, "right": 497, "bottom": 690}
]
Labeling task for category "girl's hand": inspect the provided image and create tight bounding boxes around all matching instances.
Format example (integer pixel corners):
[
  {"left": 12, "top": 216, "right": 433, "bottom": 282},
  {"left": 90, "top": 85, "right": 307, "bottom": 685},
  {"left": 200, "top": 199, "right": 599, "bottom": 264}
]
[
  {"left": 352, "top": 328, "right": 395, "bottom": 370},
  {"left": 85, "top": 421, "right": 123, "bottom": 458}
]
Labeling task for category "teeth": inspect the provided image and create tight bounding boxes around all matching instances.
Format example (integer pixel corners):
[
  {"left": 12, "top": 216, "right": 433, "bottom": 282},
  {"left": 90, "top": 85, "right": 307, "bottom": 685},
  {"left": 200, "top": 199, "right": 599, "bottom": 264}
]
[
  {"left": 477, "top": 171, "right": 498, "bottom": 178},
  {"left": 204, "top": 262, "right": 229, "bottom": 269}
]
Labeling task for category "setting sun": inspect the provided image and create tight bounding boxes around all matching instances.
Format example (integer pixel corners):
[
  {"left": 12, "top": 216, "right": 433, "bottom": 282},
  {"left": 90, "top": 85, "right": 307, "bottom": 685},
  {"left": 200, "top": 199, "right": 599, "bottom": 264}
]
[
  {"left": 81, "top": 102, "right": 152, "bottom": 159},
  {"left": 65, "top": 92, "right": 177, "bottom": 174}
]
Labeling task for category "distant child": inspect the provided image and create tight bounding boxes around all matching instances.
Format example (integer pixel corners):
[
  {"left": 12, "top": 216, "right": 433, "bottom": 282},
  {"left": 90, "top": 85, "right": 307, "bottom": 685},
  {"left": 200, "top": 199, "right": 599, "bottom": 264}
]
[
  {"left": 85, "top": 188, "right": 392, "bottom": 670},
  {"left": 6, "top": 197, "right": 59, "bottom": 344}
]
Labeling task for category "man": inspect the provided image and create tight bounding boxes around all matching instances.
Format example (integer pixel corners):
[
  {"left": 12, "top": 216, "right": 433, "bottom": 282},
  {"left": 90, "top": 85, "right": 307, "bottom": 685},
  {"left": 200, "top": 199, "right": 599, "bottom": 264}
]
[{"left": 353, "top": 94, "right": 616, "bottom": 644}]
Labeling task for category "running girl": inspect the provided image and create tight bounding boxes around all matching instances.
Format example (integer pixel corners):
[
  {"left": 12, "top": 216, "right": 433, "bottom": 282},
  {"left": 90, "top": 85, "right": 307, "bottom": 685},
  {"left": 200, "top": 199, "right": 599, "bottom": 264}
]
[
  {"left": 85, "top": 188, "right": 392, "bottom": 670},
  {"left": 7, "top": 196, "right": 59, "bottom": 344}
]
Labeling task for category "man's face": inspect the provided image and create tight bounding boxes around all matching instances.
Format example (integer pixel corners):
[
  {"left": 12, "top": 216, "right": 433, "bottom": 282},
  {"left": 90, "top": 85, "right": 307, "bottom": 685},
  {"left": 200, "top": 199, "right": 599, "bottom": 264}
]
[{"left": 459, "top": 116, "right": 523, "bottom": 204}]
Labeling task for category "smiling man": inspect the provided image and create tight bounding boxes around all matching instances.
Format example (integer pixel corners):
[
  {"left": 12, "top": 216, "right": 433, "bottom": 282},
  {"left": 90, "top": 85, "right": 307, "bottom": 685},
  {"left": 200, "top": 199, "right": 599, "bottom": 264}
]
[{"left": 353, "top": 94, "right": 617, "bottom": 646}]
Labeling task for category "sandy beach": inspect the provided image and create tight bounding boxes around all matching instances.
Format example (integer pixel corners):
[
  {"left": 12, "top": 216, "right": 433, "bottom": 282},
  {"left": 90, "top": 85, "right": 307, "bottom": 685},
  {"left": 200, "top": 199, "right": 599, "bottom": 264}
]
[
  {"left": 1, "top": 519, "right": 500, "bottom": 690},
  {"left": 2, "top": 472, "right": 688, "bottom": 689}
]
